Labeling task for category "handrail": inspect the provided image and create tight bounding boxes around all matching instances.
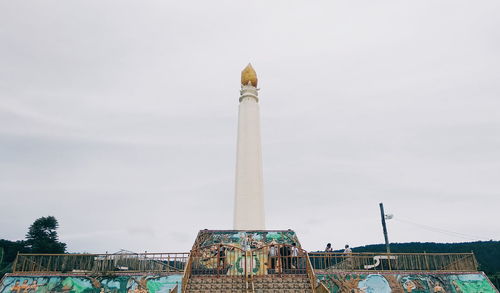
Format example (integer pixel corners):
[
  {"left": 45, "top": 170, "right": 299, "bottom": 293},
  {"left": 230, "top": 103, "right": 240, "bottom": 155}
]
[
  {"left": 310, "top": 252, "right": 476, "bottom": 256},
  {"left": 169, "top": 284, "right": 178, "bottom": 293},
  {"left": 308, "top": 252, "right": 477, "bottom": 272},
  {"left": 13, "top": 252, "right": 190, "bottom": 273},
  {"left": 315, "top": 281, "right": 331, "bottom": 293},
  {"left": 13, "top": 251, "right": 478, "bottom": 274},
  {"left": 472, "top": 253, "right": 479, "bottom": 271},
  {"left": 304, "top": 251, "right": 318, "bottom": 292},
  {"left": 181, "top": 251, "right": 193, "bottom": 293},
  {"left": 12, "top": 252, "right": 19, "bottom": 272},
  {"left": 16, "top": 252, "right": 188, "bottom": 256}
]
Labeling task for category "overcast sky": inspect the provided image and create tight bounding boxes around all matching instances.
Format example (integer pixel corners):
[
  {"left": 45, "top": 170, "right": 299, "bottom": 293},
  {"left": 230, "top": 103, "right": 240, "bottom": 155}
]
[{"left": 1, "top": 1, "right": 499, "bottom": 253}]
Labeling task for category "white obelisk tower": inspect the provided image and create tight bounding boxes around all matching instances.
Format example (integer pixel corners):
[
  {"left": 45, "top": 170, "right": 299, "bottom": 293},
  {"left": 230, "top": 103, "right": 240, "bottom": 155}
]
[{"left": 233, "top": 64, "right": 265, "bottom": 230}]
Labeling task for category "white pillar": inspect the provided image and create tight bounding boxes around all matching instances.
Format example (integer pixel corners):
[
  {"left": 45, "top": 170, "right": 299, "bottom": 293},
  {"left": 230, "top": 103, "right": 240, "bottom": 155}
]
[{"left": 233, "top": 82, "right": 265, "bottom": 230}]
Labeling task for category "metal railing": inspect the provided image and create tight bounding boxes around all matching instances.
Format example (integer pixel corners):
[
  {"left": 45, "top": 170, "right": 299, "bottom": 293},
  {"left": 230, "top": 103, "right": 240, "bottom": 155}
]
[
  {"left": 308, "top": 252, "right": 477, "bottom": 272},
  {"left": 12, "top": 251, "right": 478, "bottom": 275},
  {"left": 13, "top": 252, "right": 189, "bottom": 273},
  {"left": 188, "top": 244, "right": 309, "bottom": 277},
  {"left": 181, "top": 254, "right": 193, "bottom": 293},
  {"left": 304, "top": 251, "right": 319, "bottom": 291},
  {"left": 185, "top": 244, "right": 315, "bottom": 292}
]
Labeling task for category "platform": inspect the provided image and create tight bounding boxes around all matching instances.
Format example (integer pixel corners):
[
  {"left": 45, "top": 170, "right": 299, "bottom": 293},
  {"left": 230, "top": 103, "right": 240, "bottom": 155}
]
[{"left": 1, "top": 230, "right": 498, "bottom": 292}]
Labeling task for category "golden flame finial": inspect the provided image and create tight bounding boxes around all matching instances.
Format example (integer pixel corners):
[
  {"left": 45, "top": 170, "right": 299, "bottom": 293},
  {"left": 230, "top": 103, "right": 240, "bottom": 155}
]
[{"left": 241, "top": 63, "right": 258, "bottom": 87}]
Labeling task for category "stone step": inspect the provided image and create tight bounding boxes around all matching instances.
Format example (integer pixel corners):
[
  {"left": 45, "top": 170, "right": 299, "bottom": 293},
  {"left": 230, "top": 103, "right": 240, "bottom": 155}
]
[
  {"left": 253, "top": 282, "right": 312, "bottom": 289},
  {"left": 189, "top": 275, "right": 309, "bottom": 282},
  {"left": 187, "top": 284, "right": 247, "bottom": 290},
  {"left": 188, "top": 277, "right": 245, "bottom": 284},
  {"left": 187, "top": 289, "right": 313, "bottom": 293},
  {"left": 186, "top": 275, "right": 313, "bottom": 293},
  {"left": 187, "top": 282, "right": 311, "bottom": 289}
]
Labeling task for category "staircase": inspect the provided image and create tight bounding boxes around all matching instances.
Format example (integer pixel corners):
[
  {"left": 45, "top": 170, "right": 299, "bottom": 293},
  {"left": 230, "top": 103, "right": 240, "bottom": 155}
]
[
  {"left": 182, "top": 230, "right": 320, "bottom": 292},
  {"left": 252, "top": 275, "right": 314, "bottom": 292},
  {"left": 185, "top": 274, "right": 314, "bottom": 293},
  {"left": 186, "top": 276, "right": 246, "bottom": 292}
]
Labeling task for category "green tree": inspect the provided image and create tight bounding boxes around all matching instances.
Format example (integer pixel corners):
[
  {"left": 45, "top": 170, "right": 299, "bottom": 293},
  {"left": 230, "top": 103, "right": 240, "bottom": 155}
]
[{"left": 25, "top": 216, "right": 66, "bottom": 253}]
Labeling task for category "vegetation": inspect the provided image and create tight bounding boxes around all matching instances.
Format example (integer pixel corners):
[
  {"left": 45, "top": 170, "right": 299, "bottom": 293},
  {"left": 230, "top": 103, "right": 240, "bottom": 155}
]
[
  {"left": 0, "top": 216, "right": 66, "bottom": 277},
  {"left": 25, "top": 216, "right": 66, "bottom": 254},
  {"left": 349, "top": 241, "right": 500, "bottom": 275}
]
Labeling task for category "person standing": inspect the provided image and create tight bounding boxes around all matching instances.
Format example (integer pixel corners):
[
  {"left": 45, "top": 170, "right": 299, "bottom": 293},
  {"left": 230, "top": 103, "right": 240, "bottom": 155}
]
[
  {"left": 279, "top": 245, "right": 291, "bottom": 270},
  {"left": 268, "top": 244, "right": 277, "bottom": 272},
  {"left": 343, "top": 244, "right": 353, "bottom": 269},
  {"left": 218, "top": 246, "right": 226, "bottom": 269},
  {"left": 325, "top": 243, "right": 333, "bottom": 268},
  {"left": 291, "top": 243, "right": 299, "bottom": 269}
]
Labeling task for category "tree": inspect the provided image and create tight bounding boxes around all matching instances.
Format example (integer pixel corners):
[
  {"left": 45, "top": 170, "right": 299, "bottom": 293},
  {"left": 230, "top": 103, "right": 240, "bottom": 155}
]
[
  {"left": 25, "top": 216, "right": 66, "bottom": 253},
  {"left": 0, "top": 238, "right": 30, "bottom": 277}
]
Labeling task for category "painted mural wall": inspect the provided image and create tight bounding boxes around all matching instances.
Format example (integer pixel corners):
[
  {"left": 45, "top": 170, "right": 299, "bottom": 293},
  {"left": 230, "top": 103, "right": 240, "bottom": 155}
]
[
  {"left": 317, "top": 272, "right": 498, "bottom": 293},
  {"left": 0, "top": 274, "right": 182, "bottom": 293},
  {"left": 191, "top": 230, "right": 305, "bottom": 276},
  {"left": 194, "top": 230, "right": 301, "bottom": 249}
]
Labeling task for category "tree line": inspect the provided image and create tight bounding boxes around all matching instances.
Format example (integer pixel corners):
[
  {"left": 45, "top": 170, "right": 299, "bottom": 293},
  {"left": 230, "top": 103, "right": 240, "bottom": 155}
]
[
  {"left": 349, "top": 241, "right": 500, "bottom": 275},
  {"left": 1, "top": 216, "right": 66, "bottom": 276}
]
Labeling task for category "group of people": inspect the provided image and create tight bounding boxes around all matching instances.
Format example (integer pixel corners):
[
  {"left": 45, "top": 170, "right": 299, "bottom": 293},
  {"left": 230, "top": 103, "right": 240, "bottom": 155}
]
[
  {"left": 208, "top": 244, "right": 230, "bottom": 269},
  {"left": 324, "top": 243, "right": 353, "bottom": 269},
  {"left": 268, "top": 242, "right": 302, "bottom": 272},
  {"left": 325, "top": 243, "right": 352, "bottom": 254},
  {"left": 200, "top": 242, "right": 304, "bottom": 273}
]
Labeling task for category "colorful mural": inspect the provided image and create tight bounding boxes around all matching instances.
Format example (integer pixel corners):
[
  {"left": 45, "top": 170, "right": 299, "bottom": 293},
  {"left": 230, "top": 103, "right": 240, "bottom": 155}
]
[
  {"left": 317, "top": 272, "right": 498, "bottom": 293},
  {"left": 193, "top": 230, "right": 301, "bottom": 250},
  {"left": 190, "top": 230, "right": 306, "bottom": 276},
  {"left": 0, "top": 274, "right": 182, "bottom": 293}
]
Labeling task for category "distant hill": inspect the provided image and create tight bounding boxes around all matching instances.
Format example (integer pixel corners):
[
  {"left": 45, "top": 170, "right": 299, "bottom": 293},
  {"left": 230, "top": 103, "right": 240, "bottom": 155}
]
[{"left": 346, "top": 241, "right": 500, "bottom": 275}]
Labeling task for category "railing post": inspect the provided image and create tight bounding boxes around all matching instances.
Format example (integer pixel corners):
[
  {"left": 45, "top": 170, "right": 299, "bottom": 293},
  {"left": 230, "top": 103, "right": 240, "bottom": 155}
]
[
  {"left": 167, "top": 254, "right": 171, "bottom": 272},
  {"left": 217, "top": 244, "right": 220, "bottom": 277},
  {"left": 387, "top": 252, "right": 392, "bottom": 271},
  {"left": 305, "top": 251, "right": 317, "bottom": 292},
  {"left": 424, "top": 251, "right": 430, "bottom": 271},
  {"left": 21, "top": 252, "right": 26, "bottom": 271},
  {"left": 12, "top": 252, "right": 19, "bottom": 273},
  {"left": 471, "top": 251, "right": 478, "bottom": 271},
  {"left": 181, "top": 250, "right": 193, "bottom": 293},
  {"left": 244, "top": 250, "right": 248, "bottom": 292}
]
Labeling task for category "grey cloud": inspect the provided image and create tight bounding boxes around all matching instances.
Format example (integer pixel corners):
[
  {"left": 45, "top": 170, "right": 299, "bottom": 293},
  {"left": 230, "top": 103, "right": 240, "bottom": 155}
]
[{"left": 1, "top": 0, "right": 499, "bottom": 253}]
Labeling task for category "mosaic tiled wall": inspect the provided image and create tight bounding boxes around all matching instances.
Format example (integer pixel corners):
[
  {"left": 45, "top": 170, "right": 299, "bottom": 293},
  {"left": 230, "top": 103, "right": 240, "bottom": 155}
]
[
  {"left": 0, "top": 274, "right": 182, "bottom": 293},
  {"left": 317, "top": 272, "right": 498, "bottom": 293}
]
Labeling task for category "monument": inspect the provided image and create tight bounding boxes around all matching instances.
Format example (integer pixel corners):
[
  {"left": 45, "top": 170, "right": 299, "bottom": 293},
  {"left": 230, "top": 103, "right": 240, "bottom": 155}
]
[{"left": 233, "top": 64, "right": 265, "bottom": 230}]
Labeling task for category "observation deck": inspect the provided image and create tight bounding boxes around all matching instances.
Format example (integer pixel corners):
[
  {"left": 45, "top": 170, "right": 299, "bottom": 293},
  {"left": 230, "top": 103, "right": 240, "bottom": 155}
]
[{"left": 3, "top": 230, "right": 496, "bottom": 293}]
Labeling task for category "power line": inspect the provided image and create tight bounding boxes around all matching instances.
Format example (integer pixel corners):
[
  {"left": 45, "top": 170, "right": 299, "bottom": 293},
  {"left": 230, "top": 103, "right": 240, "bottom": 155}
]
[{"left": 393, "top": 217, "right": 493, "bottom": 241}]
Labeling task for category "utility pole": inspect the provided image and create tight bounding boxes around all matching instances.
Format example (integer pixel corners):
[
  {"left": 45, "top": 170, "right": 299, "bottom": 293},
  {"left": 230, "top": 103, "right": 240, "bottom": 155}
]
[{"left": 379, "top": 202, "right": 391, "bottom": 253}]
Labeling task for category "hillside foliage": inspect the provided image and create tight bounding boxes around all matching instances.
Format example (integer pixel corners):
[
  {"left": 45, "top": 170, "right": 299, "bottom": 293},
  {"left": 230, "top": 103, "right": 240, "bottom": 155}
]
[{"left": 348, "top": 241, "right": 500, "bottom": 274}]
